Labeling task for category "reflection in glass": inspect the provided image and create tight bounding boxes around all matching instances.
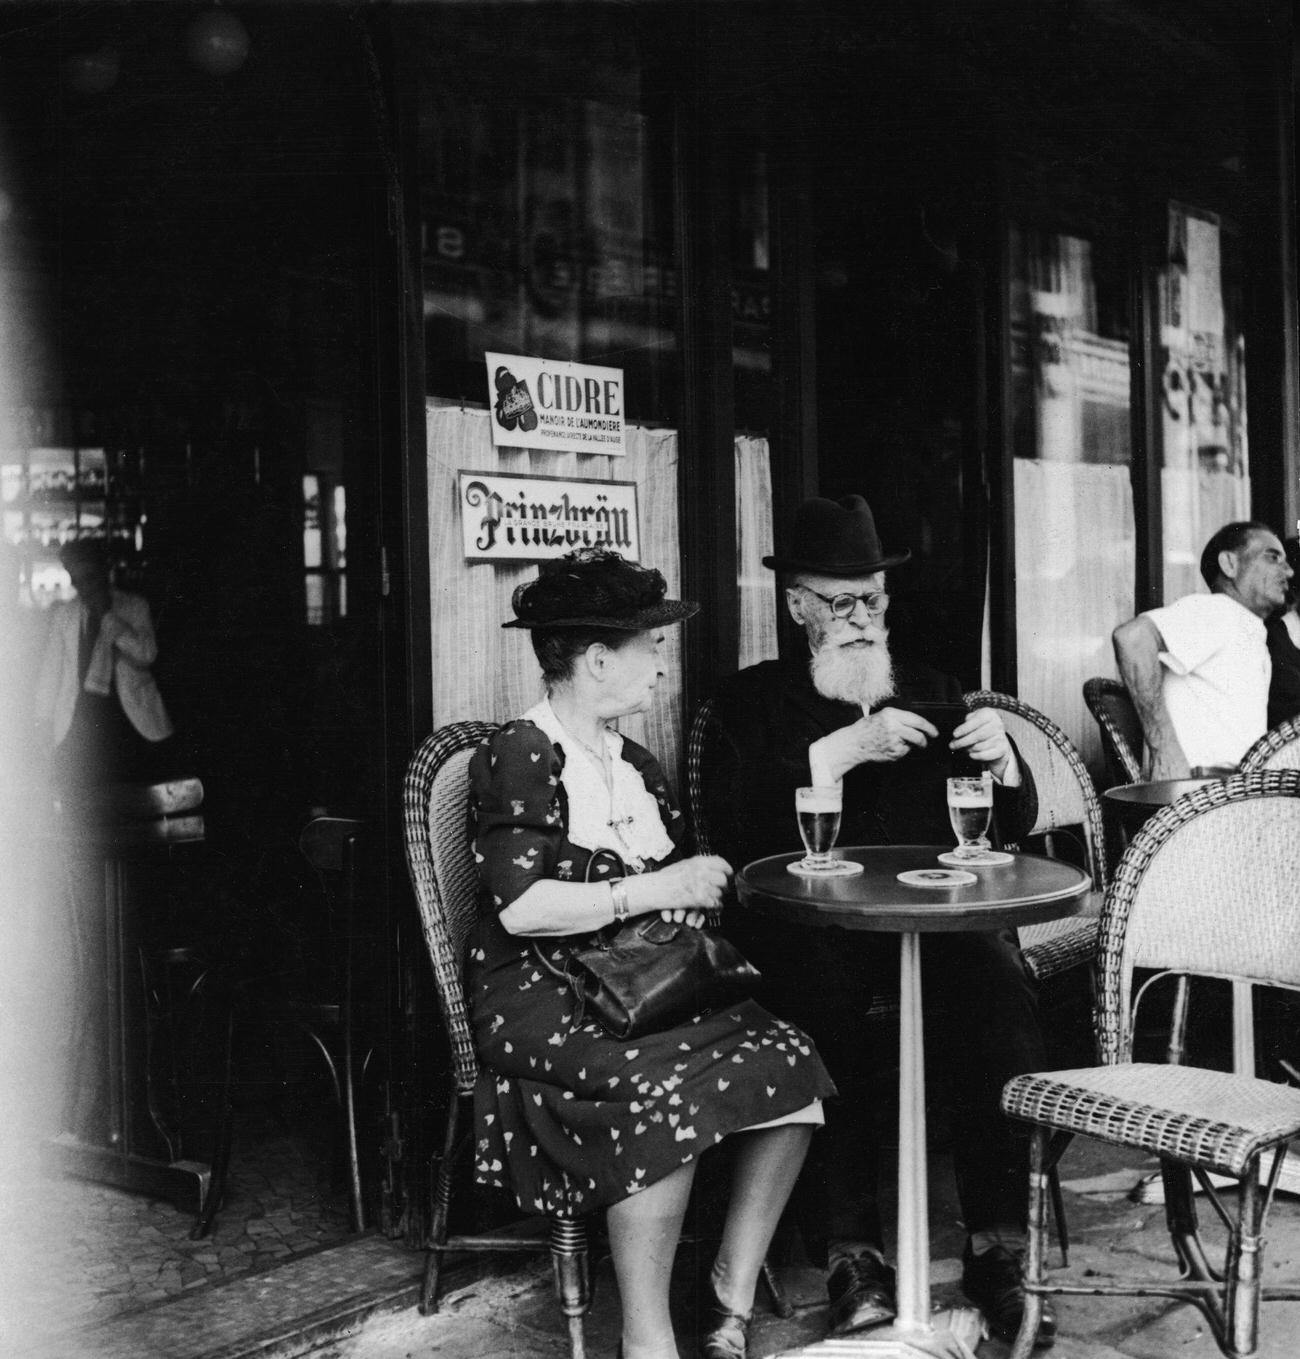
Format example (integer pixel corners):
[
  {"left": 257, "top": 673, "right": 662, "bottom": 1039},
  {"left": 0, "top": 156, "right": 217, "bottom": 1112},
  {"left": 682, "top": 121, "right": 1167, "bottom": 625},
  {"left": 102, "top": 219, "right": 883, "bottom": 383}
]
[
  {"left": 1160, "top": 204, "right": 1249, "bottom": 602},
  {"left": 1011, "top": 225, "right": 1135, "bottom": 772}
]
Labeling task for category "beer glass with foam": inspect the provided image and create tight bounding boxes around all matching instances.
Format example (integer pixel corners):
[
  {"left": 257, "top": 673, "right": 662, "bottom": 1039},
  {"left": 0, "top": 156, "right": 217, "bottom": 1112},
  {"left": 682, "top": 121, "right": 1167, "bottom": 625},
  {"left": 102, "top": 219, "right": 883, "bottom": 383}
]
[
  {"left": 946, "top": 773, "right": 993, "bottom": 860},
  {"left": 795, "top": 785, "right": 842, "bottom": 872}
]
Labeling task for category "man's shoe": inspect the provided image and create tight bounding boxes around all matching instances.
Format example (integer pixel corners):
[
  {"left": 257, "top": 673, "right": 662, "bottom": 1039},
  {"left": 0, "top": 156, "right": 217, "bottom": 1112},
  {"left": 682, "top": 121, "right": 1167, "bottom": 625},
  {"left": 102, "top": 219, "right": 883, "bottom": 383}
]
[
  {"left": 961, "top": 1243, "right": 1056, "bottom": 1348},
  {"left": 826, "top": 1249, "right": 896, "bottom": 1336}
]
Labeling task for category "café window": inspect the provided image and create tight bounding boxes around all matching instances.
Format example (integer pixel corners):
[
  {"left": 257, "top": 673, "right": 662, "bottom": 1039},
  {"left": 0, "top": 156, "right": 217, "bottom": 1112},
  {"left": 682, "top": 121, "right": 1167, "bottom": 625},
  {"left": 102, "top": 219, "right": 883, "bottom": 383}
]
[
  {"left": 415, "top": 9, "right": 781, "bottom": 775},
  {"left": 1, "top": 411, "right": 146, "bottom": 608},
  {"left": 418, "top": 10, "right": 676, "bottom": 425},
  {"left": 1010, "top": 225, "right": 1135, "bottom": 770},
  {"left": 417, "top": 9, "right": 684, "bottom": 771},
  {"left": 1159, "top": 204, "right": 1249, "bottom": 602},
  {"left": 302, "top": 474, "right": 347, "bottom": 627}
]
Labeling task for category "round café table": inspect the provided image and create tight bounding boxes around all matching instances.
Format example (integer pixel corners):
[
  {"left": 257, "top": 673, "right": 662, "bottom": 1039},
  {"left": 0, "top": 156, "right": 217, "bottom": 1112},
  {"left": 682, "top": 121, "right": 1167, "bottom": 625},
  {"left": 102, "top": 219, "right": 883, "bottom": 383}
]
[
  {"left": 1102, "top": 778, "right": 1219, "bottom": 837},
  {"left": 737, "top": 845, "right": 1090, "bottom": 1359}
]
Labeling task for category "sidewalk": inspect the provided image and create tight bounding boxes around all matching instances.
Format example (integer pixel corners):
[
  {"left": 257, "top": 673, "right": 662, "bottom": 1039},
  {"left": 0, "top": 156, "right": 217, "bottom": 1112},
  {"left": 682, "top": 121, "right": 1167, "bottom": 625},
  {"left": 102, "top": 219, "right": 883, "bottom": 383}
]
[
  {"left": 14, "top": 1133, "right": 1300, "bottom": 1359},
  {"left": 319, "top": 1135, "right": 1300, "bottom": 1359}
]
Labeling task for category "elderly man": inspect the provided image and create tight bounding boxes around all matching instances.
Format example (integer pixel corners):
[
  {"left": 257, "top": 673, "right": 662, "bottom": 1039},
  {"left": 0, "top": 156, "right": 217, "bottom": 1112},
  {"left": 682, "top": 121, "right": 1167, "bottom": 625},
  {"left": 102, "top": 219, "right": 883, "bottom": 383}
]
[
  {"left": 1113, "top": 521, "right": 1292, "bottom": 780},
  {"left": 700, "top": 494, "right": 1053, "bottom": 1347}
]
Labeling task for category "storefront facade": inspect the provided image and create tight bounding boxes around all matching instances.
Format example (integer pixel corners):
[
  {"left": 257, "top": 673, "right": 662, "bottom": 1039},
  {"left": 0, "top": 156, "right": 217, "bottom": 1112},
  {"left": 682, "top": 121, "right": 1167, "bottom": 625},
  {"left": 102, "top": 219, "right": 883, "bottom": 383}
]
[
  {"left": 402, "top": 0, "right": 1297, "bottom": 782},
  {"left": 2, "top": 0, "right": 1294, "bottom": 1249}
]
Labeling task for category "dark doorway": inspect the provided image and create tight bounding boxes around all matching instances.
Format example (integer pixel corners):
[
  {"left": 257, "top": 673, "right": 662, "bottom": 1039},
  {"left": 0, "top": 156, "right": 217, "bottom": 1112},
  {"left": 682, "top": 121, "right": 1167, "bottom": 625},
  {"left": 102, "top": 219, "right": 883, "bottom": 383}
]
[{"left": 1, "top": 5, "right": 402, "bottom": 1246}]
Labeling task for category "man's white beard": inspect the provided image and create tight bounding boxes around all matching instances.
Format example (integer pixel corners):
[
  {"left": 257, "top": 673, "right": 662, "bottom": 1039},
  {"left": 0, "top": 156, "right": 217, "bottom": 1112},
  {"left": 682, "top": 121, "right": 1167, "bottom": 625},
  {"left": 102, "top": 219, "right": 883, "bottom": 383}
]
[{"left": 810, "top": 637, "right": 896, "bottom": 708}]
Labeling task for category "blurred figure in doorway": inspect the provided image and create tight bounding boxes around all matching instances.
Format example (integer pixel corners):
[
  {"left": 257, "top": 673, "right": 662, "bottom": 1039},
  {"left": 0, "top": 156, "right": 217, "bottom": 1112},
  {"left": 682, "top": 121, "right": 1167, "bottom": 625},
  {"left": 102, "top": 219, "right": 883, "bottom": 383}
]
[{"left": 34, "top": 538, "right": 174, "bottom": 792}]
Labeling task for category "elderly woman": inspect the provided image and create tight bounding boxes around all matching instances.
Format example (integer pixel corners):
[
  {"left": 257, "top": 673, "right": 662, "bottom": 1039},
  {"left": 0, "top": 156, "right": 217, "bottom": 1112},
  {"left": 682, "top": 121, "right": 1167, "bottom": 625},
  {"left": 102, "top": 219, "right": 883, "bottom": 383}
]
[{"left": 467, "top": 549, "right": 834, "bottom": 1359}]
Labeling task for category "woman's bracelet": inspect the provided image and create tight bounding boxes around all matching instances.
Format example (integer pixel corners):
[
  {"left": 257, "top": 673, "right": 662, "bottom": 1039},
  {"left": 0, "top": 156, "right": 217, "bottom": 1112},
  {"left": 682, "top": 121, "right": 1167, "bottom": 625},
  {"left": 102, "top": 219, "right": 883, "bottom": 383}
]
[{"left": 609, "top": 878, "right": 630, "bottom": 923}]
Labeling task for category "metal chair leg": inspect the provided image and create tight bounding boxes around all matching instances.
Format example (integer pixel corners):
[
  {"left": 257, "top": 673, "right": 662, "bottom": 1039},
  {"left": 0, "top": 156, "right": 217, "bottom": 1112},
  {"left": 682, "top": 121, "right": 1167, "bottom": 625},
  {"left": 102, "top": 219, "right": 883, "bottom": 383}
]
[
  {"left": 549, "top": 1216, "right": 590, "bottom": 1359},
  {"left": 1010, "top": 1126, "right": 1050, "bottom": 1359},
  {"left": 1226, "top": 1161, "right": 1265, "bottom": 1358},
  {"left": 190, "top": 989, "right": 237, "bottom": 1240},
  {"left": 1047, "top": 1164, "right": 1070, "bottom": 1267},
  {"left": 421, "top": 1094, "right": 463, "bottom": 1314}
]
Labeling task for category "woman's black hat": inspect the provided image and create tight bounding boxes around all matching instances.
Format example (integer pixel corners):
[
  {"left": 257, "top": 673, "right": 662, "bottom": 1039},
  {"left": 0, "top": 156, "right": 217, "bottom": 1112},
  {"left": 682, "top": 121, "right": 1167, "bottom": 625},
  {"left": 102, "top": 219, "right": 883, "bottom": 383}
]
[
  {"left": 503, "top": 548, "right": 700, "bottom": 630},
  {"left": 762, "top": 494, "right": 911, "bottom": 576}
]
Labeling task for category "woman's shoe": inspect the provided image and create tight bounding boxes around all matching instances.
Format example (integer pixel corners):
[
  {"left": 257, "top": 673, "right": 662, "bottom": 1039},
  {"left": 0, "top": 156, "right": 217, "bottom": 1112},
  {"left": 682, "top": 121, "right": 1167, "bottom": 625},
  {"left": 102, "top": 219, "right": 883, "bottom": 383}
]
[{"left": 699, "top": 1275, "right": 752, "bottom": 1359}]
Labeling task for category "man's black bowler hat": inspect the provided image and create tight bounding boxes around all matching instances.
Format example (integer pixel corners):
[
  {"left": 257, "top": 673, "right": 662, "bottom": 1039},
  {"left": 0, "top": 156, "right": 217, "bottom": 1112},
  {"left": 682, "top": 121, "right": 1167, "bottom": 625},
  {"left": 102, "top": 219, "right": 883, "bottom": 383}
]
[{"left": 762, "top": 494, "right": 911, "bottom": 577}]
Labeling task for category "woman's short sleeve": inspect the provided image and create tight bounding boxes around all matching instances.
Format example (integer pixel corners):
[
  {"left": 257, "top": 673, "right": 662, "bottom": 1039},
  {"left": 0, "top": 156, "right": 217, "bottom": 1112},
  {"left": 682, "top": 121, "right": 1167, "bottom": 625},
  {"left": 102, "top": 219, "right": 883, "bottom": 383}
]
[{"left": 468, "top": 721, "right": 565, "bottom": 911}]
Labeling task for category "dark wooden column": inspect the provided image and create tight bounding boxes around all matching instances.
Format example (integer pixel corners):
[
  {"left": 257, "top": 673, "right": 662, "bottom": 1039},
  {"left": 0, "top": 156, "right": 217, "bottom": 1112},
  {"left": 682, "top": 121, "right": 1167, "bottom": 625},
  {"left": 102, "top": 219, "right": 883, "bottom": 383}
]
[
  {"left": 983, "top": 173, "right": 1017, "bottom": 694},
  {"left": 769, "top": 158, "right": 820, "bottom": 528},
  {"left": 673, "top": 42, "right": 738, "bottom": 718},
  {"left": 768, "top": 153, "right": 820, "bottom": 661},
  {"left": 1244, "top": 36, "right": 1299, "bottom": 541},
  {"left": 1129, "top": 190, "right": 1165, "bottom": 613}
]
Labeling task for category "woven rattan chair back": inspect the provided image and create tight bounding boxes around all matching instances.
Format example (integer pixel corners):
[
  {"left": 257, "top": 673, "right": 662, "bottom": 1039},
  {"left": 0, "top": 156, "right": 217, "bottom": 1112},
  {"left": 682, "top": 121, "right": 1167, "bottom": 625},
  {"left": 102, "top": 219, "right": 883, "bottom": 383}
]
[
  {"left": 686, "top": 697, "right": 721, "bottom": 854},
  {"left": 402, "top": 720, "right": 498, "bottom": 1094},
  {"left": 1097, "top": 771, "right": 1300, "bottom": 1066},
  {"left": 1083, "top": 677, "right": 1144, "bottom": 787},
  {"left": 964, "top": 690, "right": 1108, "bottom": 887},
  {"left": 1239, "top": 716, "right": 1300, "bottom": 773}
]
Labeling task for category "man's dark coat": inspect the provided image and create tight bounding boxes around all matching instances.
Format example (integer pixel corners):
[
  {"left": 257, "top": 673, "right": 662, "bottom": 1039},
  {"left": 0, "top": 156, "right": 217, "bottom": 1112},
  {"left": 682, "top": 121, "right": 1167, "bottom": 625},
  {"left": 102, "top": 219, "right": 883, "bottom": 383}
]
[{"left": 699, "top": 648, "right": 1045, "bottom": 1250}]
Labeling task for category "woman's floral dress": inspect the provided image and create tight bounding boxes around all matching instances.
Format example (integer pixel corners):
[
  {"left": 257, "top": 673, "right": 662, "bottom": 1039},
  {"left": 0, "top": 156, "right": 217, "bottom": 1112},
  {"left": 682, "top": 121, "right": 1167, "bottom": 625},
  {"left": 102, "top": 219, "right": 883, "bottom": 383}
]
[{"left": 466, "top": 716, "right": 835, "bottom": 1217}]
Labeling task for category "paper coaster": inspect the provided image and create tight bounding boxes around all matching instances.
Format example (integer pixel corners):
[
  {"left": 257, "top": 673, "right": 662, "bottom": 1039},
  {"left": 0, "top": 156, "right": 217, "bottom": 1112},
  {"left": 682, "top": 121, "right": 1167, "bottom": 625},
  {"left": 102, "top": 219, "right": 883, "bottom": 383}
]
[
  {"left": 937, "top": 850, "right": 1013, "bottom": 867},
  {"left": 787, "top": 858, "right": 865, "bottom": 877},
  {"left": 897, "top": 868, "right": 977, "bottom": 888}
]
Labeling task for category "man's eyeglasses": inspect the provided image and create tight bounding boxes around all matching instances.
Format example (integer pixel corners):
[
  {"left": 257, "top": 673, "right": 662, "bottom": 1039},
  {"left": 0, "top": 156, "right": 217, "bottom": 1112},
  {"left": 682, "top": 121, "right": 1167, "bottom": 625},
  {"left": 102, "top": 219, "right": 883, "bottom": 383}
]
[{"left": 803, "top": 587, "right": 890, "bottom": 619}]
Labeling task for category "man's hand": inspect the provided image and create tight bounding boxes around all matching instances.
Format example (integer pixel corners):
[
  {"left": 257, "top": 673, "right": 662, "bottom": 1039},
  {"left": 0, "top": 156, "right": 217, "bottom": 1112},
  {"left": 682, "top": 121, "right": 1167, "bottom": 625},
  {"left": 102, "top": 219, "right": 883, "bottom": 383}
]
[
  {"left": 809, "top": 707, "right": 936, "bottom": 783},
  {"left": 952, "top": 708, "right": 1013, "bottom": 781}
]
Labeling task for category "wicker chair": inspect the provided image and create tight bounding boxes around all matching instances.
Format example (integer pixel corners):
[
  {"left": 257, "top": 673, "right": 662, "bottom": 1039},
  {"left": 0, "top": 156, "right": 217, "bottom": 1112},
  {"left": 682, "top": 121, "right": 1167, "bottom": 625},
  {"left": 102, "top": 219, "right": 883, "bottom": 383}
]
[
  {"left": 963, "top": 691, "right": 1106, "bottom": 986},
  {"left": 1000, "top": 772, "right": 1300, "bottom": 1358},
  {"left": 402, "top": 722, "right": 592, "bottom": 1359},
  {"left": 1083, "top": 677, "right": 1144, "bottom": 788},
  {"left": 1239, "top": 716, "right": 1300, "bottom": 773}
]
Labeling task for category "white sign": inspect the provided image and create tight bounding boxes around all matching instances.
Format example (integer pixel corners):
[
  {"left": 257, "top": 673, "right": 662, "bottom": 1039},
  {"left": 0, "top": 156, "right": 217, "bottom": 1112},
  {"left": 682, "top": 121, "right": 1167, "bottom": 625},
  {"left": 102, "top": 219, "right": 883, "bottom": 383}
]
[
  {"left": 485, "top": 352, "right": 626, "bottom": 455},
  {"left": 458, "top": 471, "right": 639, "bottom": 563}
]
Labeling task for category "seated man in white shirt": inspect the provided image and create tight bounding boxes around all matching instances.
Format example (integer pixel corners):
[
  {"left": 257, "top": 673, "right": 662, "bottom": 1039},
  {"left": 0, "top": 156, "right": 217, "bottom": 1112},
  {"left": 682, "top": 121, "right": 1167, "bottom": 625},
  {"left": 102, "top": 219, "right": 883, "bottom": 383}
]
[{"left": 1112, "top": 521, "right": 1292, "bottom": 780}]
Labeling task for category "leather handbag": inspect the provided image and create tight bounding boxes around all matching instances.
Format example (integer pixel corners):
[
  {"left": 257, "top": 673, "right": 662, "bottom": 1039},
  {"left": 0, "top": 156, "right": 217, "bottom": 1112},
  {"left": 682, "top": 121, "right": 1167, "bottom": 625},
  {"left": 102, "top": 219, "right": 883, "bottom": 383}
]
[{"left": 534, "top": 850, "right": 761, "bottom": 1040}]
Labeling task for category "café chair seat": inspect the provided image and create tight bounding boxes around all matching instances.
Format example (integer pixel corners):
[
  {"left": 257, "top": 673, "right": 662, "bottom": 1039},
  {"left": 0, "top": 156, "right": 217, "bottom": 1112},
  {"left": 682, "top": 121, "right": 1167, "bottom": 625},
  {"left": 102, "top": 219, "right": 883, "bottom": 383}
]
[
  {"left": 1003, "top": 1064, "right": 1300, "bottom": 1177},
  {"left": 1016, "top": 890, "right": 1103, "bottom": 985}
]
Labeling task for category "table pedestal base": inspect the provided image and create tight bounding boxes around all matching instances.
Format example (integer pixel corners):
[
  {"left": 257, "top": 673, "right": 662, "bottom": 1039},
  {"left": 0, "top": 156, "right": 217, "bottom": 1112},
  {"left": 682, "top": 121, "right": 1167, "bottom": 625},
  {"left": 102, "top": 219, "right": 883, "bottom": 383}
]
[{"left": 777, "top": 1307, "right": 984, "bottom": 1359}]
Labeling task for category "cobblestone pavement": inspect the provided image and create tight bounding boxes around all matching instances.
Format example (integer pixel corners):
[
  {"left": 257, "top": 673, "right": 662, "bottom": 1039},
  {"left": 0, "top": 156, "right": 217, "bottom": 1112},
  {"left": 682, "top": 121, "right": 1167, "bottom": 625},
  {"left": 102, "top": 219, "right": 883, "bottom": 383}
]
[{"left": 0, "top": 1107, "right": 353, "bottom": 1352}]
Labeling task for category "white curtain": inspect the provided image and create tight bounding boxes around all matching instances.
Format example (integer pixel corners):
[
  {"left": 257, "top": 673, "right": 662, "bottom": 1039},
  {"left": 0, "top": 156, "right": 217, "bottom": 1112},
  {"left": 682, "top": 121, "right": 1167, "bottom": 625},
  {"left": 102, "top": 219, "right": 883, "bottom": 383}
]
[
  {"left": 426, "top": 404, "right": 685, "bottom": 783},
  {"left": 1014, "top": 458, "right": 1135, "bottom": 773},
  {"left": 735, "top": 435, "right": 778, "bottom": 669}
]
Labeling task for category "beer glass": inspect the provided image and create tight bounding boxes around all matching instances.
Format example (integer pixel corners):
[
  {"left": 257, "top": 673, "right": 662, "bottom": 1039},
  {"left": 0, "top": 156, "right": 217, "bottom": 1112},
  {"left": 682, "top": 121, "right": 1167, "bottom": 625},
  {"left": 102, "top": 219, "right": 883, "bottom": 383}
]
[
  {"left": 790, "top": 786, "right": 862, "bottom": 876},
  {"left": 946, "top": 773, "right": 993, "bottom": 860}
]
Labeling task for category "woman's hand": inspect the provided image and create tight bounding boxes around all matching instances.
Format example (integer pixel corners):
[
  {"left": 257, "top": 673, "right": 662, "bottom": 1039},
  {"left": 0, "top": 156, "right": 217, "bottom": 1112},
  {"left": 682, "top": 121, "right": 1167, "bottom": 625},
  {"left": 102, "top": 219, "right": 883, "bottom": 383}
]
[
  {"left": 627, "top": 854, "right": 732, "bottom": 916},
  {"left": 658, "top": 908, "right": 708, "bottom": 928}
]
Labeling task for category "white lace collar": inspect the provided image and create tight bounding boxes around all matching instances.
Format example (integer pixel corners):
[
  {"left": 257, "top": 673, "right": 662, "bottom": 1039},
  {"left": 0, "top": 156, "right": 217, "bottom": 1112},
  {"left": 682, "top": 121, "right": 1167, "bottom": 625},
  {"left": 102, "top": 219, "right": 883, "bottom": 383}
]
[{"left": 523, "top": 698, "right": 676, "bottom": 871}]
